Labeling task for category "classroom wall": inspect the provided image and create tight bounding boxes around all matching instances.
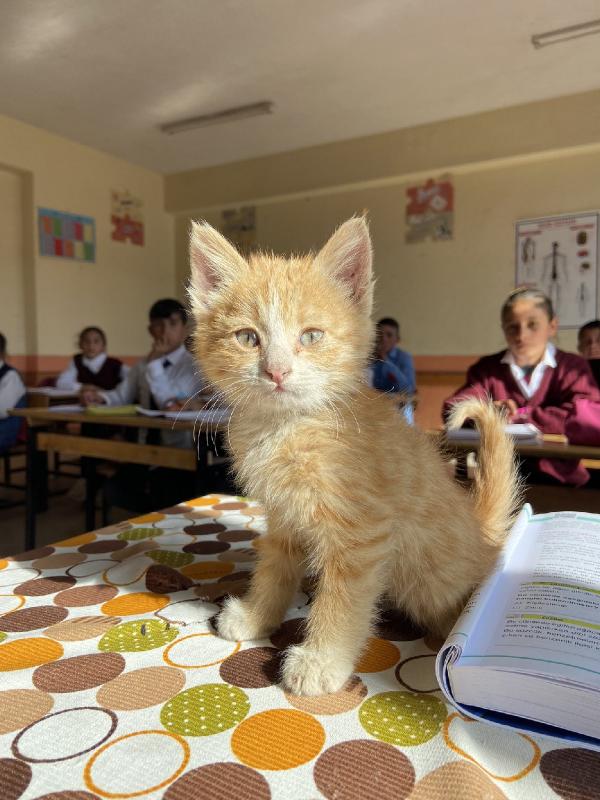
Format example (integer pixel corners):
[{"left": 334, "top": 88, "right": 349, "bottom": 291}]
[
  {"left": 0, "top": 113, "right": 174, "bottom": 372},
  {"left": 168, "top": 90, "right": 600, "bottom": 426}
]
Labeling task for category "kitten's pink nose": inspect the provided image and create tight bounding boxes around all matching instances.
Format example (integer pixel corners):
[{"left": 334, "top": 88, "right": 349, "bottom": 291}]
[{"left": 265, "top": 367, "right": 291, "bottom": 386}]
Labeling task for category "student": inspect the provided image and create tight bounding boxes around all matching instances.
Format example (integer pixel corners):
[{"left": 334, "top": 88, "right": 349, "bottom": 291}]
[
  {"left": 82, "top": 298, "right": 205, "bottom": 510},
  {"left": 56, "top": 326, "right": 128, "bottom": 392},
  {"left": 0, "top": 333, "right": 26, "bottom": 452},
  {"left": 369, "top": 317, "right": 416, "bottom": 423},
  {"left": 443, "top": 287, "right": 600, "bottom": 485},
  {"left": 578, "top": 319, "right": 600, "bottom": 388}
]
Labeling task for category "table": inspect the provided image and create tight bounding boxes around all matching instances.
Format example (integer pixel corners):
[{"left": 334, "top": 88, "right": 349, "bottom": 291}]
[
  {"left": 0, "top": 494, "right": 589, "bottom": 799},
  {"left": 9, "top": 408, "right": 227, "bottom": 551}
]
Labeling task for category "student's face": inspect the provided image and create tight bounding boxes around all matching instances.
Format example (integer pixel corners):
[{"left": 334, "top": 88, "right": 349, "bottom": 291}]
[
  {"left": 80, "top": 331, "right": 105, "bottom": 359},
  {"left": 148, "top": 313, "right": 187, "bottom": 351},
  {"left": 377, "top": 324, "right": 399, "bottom": 356},
  {"left": 578, "top": 328, "right": 600, "bottom": 359},
  {"left": 502, "top": 300, "right": 557, "bottom": 367}
]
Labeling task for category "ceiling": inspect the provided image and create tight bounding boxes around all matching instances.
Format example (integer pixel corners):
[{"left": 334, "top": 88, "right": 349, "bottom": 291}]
[{"left": 2, "top": 0, "right": 600, "bottom": 174}]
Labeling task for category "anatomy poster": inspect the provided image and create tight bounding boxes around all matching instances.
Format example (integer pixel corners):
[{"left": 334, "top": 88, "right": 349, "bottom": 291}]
[{"left": 515, "top": 212, "right": 599, "bottom": 328}]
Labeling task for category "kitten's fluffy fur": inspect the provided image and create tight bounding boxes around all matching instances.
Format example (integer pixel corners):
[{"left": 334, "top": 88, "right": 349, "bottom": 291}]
[{"left": 189, "top": 217, "right": 519, "bottom": 696}]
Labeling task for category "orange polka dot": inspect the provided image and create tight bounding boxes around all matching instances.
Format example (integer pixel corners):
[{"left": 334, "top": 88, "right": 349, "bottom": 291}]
[
  {"left": 232, "top": 709, "right": 325, "bottom": 770},
  {"left": 186, "top": 496, "right": 220, "bottom": 507},
  {"left": 128, "top": 512, "right": 165, "bottom": 524},
  {"left": 355, "top": 638, "right": 400, "bottom": 672},
  {"left": 0, "top": 560, "right": 8, "bottom": 571},
  {"left": 54, "top": 532, "right": 96, "bottom": 548},
  {"left": 101, "top": 592, "right": 170, "bottom": 616},
  {"left": 0, "top": 637, "right": 63, "bottom": 671},
  {"left": 181, "top": 562, "right": 234, "bottom": 581}
]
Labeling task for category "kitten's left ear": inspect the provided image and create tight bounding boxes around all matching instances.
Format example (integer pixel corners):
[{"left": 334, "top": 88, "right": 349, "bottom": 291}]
[
  {"left": 315, "top": 216, "right": 373, "bottom": 312},
  {"left": 188, "top": 220, "right": 248, "bottom": 311}
]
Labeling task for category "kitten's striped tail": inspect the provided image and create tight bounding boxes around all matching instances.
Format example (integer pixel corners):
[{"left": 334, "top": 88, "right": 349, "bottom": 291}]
[{"left": 446, "top": 398, "right": 522, "bottom": 544}]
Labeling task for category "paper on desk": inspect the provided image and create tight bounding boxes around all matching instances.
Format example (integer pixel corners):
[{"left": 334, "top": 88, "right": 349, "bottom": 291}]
[
  {"left": 136, "top": 407, "right": 230, "bottom": 424},
  {"left": 45, "top": 404, "right": 85, "bottom": 412},
  {"left": 26, "top": 387, "right": 79, "bottom": 397},
  {"left": 446, "top": 423, "right": 542, "bottom": 441}
]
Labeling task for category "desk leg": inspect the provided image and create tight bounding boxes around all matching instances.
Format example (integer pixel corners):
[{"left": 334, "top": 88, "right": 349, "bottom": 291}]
[
  {"left": 25, "top": 427, "right": 40, "bottom": 551},
  {"left": 195, "top": 441, "right": 210, "bottom": 497},
  {"left": 83, "top": 457, "right": 97, "bottom": 532},
  {"left": 455, "top": 452, "right": 469, "bottom": 483}
]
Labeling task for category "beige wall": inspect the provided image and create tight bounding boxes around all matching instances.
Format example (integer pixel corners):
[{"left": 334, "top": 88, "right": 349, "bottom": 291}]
[
  {"left": 169, "top": 90, "right": 600, "bottom": 358},
  {"left": 0, "top": 113, "right": 174, "bottom": 359}
]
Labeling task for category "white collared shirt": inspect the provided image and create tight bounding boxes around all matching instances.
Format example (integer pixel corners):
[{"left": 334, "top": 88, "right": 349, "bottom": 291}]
[
  {"left": 501, "top": 343, "right": 557, "bottom": 399},
  {"left": 55, "top": 353, "right": 129, "bottom": 391},
  {"left": 0, "top": 360, "right": 26, "bottom": 419}
]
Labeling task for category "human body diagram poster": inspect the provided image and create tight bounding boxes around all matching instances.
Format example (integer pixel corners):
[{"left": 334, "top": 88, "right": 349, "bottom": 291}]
[{"left": 515, "top": 213, "right": 599, "bottom": 328}]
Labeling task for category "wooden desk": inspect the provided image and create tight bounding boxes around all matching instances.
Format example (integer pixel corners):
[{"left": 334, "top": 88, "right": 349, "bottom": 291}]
[
  {"left": 10, "top": 407, "right": 227, "bottom": 550},
  {"left": 440, "top": 432, "right": 600, "bottom": 461}
]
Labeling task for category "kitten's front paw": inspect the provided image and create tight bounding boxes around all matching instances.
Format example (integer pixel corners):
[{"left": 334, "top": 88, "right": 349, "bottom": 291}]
[
  {"left": 215, "top": 597, "right": 271, "bottom": 641},
  {"left": 281, "top": 645, "right": 353, "bottom": 696}
]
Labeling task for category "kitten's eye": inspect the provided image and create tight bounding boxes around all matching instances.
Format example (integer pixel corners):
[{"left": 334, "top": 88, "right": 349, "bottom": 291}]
[
  {"left": 235, "top": 329, "right": 260, "bottom": 348},
  {"left": 300, "top": 329, "right": 324, "bottom": 346}
]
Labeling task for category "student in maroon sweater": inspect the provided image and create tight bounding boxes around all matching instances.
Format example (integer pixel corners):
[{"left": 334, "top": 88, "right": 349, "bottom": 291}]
[
  {"left": 56, "top": 327, "right": 127, "bottom": 392},
  {"left": 443, "top": 288, "right": 600, "bottom": 486}
]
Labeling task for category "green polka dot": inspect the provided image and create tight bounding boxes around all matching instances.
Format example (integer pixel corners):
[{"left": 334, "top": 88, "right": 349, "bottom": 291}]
[
  {"left": 0, "top": 632, "right": 6, "bottom": 644},
  {"left": 359, "top": 691, "right": 447, "bottom": 746},
  {"left": 98, "top": 619, "right": 178, "bottom": 653},
  {"left": 146, "top": 550, "right": 195, "bottom": 568},
  {"left": 117, "top": 527, "right": 163, "bottom": 541},
  {"left": 161, "top": 683, "right": 250, "bottom": 737}
]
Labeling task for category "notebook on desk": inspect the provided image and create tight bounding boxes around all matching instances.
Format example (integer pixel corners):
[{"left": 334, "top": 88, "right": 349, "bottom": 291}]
[{"left": 446, "top": 423, "right": 542, "bottom": 443}]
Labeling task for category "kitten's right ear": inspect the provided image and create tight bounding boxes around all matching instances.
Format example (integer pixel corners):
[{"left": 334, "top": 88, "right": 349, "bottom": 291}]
[{"left": 188, "top": 221, "right": 247, "bottom": 310}]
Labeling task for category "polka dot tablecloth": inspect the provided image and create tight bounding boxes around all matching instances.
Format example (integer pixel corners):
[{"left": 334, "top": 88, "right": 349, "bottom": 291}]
[{"left": 0, "top": 495, "right": 598, "bottom": 799}]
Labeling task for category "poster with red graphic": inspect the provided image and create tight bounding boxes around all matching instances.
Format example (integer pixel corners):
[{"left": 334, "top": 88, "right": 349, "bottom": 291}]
[
  {"left": 405, "top": 178, "right": 453, "bottom": 242},
  {"left": 111, "top": 190, "right": 144, "bottom": 246}
]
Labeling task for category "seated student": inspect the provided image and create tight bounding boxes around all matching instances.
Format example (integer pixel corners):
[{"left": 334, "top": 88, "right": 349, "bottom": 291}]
[
  {"left": 0, "top": 332, "right": 26, "bottom": 452},
  {"left": 578, "top": 319, "right": 600, "bottom": 388},
  {"left": 443, "top": 287, "right": 600, "bottom": 486},
  {"left": 369, "top": 317, "right": 416, "bottom": 423},
  {"left": 56, "top": 326, "right": 128, "bottom": 392},
  {"left": 82, "top": 299, "right": 205, "bottom": 510}
]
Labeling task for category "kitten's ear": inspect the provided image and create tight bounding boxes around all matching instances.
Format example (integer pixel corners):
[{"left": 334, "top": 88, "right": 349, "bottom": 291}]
[
  {"left": 315, "top": 217, "right": 373, "bottom": 311},
  {"left": 188, "top": 220, "right": 247, "bottom": 310}
]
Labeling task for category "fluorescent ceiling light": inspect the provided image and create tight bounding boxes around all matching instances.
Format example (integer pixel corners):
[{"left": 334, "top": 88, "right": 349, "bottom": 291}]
[
  {"left": 160, "top": 101, "right": 273, "bottom": 135},
  {"left": 532, "top": 18, "right": 600, "bottom": 48}
]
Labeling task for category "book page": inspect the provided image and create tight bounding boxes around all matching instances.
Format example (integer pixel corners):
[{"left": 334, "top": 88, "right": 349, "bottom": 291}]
[{"left": 462, "top": 512, "right": 600, "bottom": 688}]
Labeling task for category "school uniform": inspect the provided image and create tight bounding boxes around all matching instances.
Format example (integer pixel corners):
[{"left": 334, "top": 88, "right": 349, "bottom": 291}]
[
  {"left": 369, "top": 347, "right": 416, "bottom": 424},
  {"left": 443, "top": 344, "right": 600, "bottom": 486},
  {"left": 56, "top": 353, "right": 127, "bottom": 392},
  {"left": 0, "top": 361, "right": 26, "bottom": 451}
]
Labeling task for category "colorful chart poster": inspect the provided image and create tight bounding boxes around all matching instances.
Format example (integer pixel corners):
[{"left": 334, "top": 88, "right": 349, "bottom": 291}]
[
  {"left": 221, "top": 206, "right": 256, "bottom": 255},
  {"left": 515, "top": 213, "right": 599, "bottom": 328},
  {"left": 111, "top": 189, "right": 144, "bottom": 246},
  {"left": 405, "top": 178, "right": 453, "bottom": 242},
  {"left": 38, "top": 208, "right": 96, "bottom": 263}
]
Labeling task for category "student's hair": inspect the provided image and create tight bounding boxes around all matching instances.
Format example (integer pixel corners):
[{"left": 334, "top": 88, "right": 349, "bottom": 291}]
[
  {"left": 377, "top": 317, "right": 400, "bottom": 336},
  {"left": 79, "top": 326, "right": 106, "bottom": 347},
  {"left": 501, "top": 287, "right": 554, "bottom": 324},
  {"left": 578, "top": 319, "right": 600, "bottom": 342},
  {"left": 0, "top": 332, "right": 6, "bottom": 358},
  {"left": 149, "top": 298, "right": 187, "bottom": 324}
]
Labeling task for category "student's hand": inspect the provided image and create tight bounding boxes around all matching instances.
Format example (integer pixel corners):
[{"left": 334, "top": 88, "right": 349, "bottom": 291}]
[
  {"left": 80, "top": 388, "right": 104, "bottom": 406},
  {"left": 147, "top": 336, "right": 172, "bottom": 362},
  {"left": 163, "top": 399, "right": 184, "bottom": 411},
  {"left": 493, "top": 398, "right": 518, "bottom": 421}
]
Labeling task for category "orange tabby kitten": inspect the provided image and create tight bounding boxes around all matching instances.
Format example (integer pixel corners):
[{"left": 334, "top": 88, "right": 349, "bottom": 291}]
[{"left": 188, "top": 217, "right": 519, "bottom": 696}]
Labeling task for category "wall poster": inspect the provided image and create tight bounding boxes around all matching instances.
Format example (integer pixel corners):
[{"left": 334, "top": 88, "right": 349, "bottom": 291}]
[
  {"left": 111, "top": 189, "right": 144, "bottom": 246},
  {"left": 38, "top": 207, "right": 95, "bottom": 262},
  {"left": 221, "top": 206, "right": 256, "bottom": 255},
  {"left": 405, "top": 177, "right": 453, "bottom": 242},
  {"left": 515, "top": 212, "right": 599, "bottom": 328}
]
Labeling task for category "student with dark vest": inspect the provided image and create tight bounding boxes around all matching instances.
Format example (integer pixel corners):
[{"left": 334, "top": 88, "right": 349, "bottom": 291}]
[
  {"left": 56, "top": 326, "right": 127, "bottom": 392},
  {"left": 0, "top": 332, "right": 26, "bottom": 452}
]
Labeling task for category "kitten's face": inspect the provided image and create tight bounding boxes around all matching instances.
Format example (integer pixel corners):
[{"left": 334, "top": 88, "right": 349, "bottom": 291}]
[{"left": 189, "top": 218, "right": 374, "bottom": 415}]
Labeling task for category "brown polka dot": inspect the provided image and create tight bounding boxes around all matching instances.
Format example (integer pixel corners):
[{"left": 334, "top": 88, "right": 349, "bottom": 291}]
[
  {"left": 164, "top": 763, "right": 270, "bottom": 800},
  {"left": 376, "top": 609, "right": 426, "bottom": 641},
  {"left": 33, "top": 553, "right": 87, "bottom": 570},
  {"left": 158, "top": 505, "right": 191, "bottom": 514},
  {"left": 245, "top": 506, "right": 265, "bottom": 516},
  {"left": 79, "top": 540, "right": 128, "bottom": 554},
  {"left": 183, "top": 540, "right": 230, "bottom": 555},
  {"left": 0, "top": 758, "right": 32, "bottom": 800},
  {"left": 183, "top": 523, "right": 226, "bottom": 535},
  {"left": 44, "top": 616, "right": 121, "bottom": 642},
  {"left": 145, "top": 565, "right": 193, "bottom": 594},
  {"left": 10, "top": 547, "right": 54, "bottom": 563},
  {"left": 217, "top": 529, "right": 259, "bottom": 543},
  {"left": 314, "top": 740, "right": 415, "bottom": 800},
  {"left": 110, "top": 540, "right": 155, "bottom": 561},
  {"left": 218, "top": 570, "right": 251, "bottom": 583},
  {"left": 423, "top": 633, "right": 445, "bottom": 652},
  {"left": 96, "top": 666, "right": 185, "bottom": 710},
  {"left": 286, "top": 675, "right": 367, "bottom": 715},
  {"left": 219, "top": 646, "right": 283, "bottom": 688},
  {"left": 54, "top": 585, "right": 118, "bottom": 607},
  {"left": 217, "top": 548, "right": 256, "bottom": 563},
  {"left": 0, "top": 689, "right": 54, "bottom": 734},
  {"left": 34, "top": 793, "right": 100, "bottom": 800},
  {"left": 0, "top": 606, "right": 68, "bottom": 633},
  {"left": 32, "top": 653, "right": 125, "bottom": 693},
  {"left": 540, "top": 748, "right": 600, "bottom": 799},
  {"left": 194, "top": 580, "right": 249, "bottom": 603},
  {"left": 270, "top": 618, "right": 306, "bottom": 650},
  {"left": 16, "top": 576, "right": 76, "bottom": 596},
  {"left": 409, "top": 761, "right": 506, "bottom": 800},
  {"left": 214, "top": 501, "right": 248, "bottom": 510},
  {"left": 185, "top": 509, "right": 222, "bottom": 519}
]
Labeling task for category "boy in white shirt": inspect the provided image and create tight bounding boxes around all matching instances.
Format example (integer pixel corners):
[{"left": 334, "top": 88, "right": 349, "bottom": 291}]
[{"left": 0, "top": 333, "right": 26, "bottom": 452}]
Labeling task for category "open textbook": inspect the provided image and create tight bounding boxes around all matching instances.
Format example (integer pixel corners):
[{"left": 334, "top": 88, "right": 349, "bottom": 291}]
[{"left": 436, "top": 506, "right": 600, "bottom": 749}]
